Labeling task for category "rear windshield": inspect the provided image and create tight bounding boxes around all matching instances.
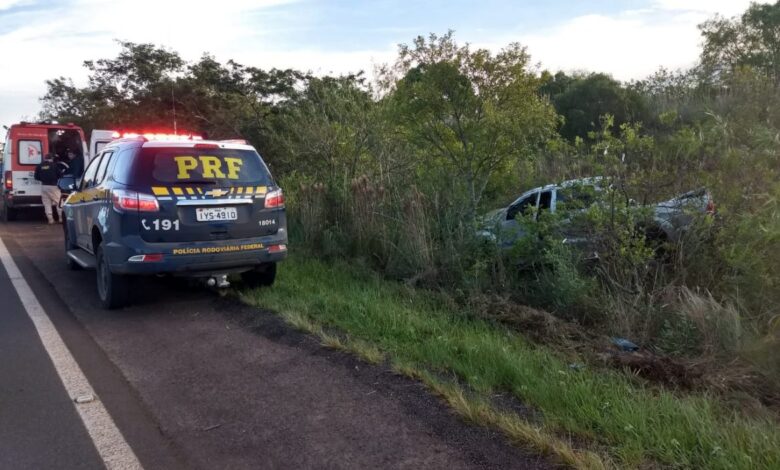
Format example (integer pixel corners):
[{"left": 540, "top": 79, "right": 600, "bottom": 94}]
[{"left": 128, "top": 148, "right": 274, "bottom": 187}]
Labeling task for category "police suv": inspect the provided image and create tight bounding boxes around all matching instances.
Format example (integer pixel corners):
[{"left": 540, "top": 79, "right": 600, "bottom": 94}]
[{"left": 59, "top": 135, "right": 287, "bottom": 309}]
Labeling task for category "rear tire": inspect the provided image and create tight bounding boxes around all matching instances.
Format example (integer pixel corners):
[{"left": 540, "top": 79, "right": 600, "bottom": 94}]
[
  {"left": 241, "top": 262, "right": 277, "bottom": 288},
  {"left": 96, "top": 245, "right": 128, "bottom": 309},
  {"left": 643, "top": 225, "right": 670, "bottom": 261},
  {"left": 2, "top": 203, "right": 16, "bottom": 222}
]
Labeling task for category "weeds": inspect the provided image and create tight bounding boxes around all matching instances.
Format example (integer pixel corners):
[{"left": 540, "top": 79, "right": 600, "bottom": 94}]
[{"left": 244, "top": 254, "right": 780, "bottom": 469}]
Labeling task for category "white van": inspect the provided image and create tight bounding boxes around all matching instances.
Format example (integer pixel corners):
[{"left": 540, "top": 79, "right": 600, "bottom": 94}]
[{"left": 89, "top": 129, "right": 117, "bottom": 160}]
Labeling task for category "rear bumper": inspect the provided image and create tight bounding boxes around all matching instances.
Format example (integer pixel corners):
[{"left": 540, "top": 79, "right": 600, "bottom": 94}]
[
  {"left": 106, "top": 233, "right": 288, "bottom": 275},
  {"left": 3, "top": 194, "right": 43, "bottom": 209}
]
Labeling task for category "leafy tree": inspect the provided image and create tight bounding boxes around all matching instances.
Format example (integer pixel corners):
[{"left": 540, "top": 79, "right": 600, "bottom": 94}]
[
  {"left": 39, "top": 41, "right": 305, "bottom": 157},
  {"left": 383, "top": 32, "right": 557, "bottom": 218},
  {"left": 174, "top": 56, "right": 304, "bottom": 151},
  {"left": 541, "top": 72, "right": 650, "bottom": 141},
  {"left": 41, "top": 41, "right": 184, "bottom": 132},
  {"left": 700, "top": 1, "right": 780, "bottom": 85},
  {"left": 267, "top": 74, "right": 380, "bottom": 182}
]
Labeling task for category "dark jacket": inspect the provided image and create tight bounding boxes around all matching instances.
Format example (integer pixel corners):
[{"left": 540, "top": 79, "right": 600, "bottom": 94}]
[
  {"left": 67, "top": 155, "right": 84, "bottom": 179},
  {"left": 34, "top": 161, "right": 63, "bottom": 186}
]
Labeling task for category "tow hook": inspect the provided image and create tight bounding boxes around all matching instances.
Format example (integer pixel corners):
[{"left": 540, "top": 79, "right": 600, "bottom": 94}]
[{"left": 206, "top": 274, "right": 230, "bottom": 289}]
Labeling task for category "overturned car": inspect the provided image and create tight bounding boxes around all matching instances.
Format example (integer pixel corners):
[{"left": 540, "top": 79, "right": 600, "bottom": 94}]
[{"left": 478, "top": 177, "right": 715, "bottom": 252}]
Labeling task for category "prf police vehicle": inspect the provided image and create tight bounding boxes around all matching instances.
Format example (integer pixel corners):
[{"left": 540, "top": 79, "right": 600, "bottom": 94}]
[{"left": 59, "top": 134, "right": 287, "bottom": 309}]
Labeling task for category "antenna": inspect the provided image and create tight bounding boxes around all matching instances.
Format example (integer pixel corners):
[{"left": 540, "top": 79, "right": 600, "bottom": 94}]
[
  {"left": 171, "top": 82, "right": 177, "bottom": 135},
  {"left": 165, "top": 28, "right": 178, "bottom": 135}
]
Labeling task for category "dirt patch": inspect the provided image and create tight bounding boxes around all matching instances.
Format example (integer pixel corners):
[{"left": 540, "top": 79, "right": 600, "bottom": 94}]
[
  {"left": 471, "top": 294, "right": 780, "bottom": 413},
  {"left": 471, "top": 295, "right": 594, "bottom": 349},
  {"left": 599, "top": 351, "right": 701, "bottom": 389}
]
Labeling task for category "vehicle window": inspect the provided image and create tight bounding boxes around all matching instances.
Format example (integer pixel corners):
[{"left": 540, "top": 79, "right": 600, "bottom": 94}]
[
  {"left": 129, "top": 148, "right": 274, "bottom": 187},
  {"left": 95, "top": 141, "right": 108, "bottom": 155},
  {"left": 95, "top": 151, "right": 113, "bottom": 184},
  {"left": 81, "top": 155, "right": 102, "bottom": 189},
  {"left": 539, "top": 191, "right": 552, "bottom": 212},
  {"left": 506, "top": 192, "right": 539, "bottom": 220},
  {"left": 110, "top": 147, "right": 138, "bottom": 184},
  {"left": 18, "top": 140, "right": 42, "bottom": 165},
  {"left": 556, "top": 184, "right": 598, "bottom": 211}
]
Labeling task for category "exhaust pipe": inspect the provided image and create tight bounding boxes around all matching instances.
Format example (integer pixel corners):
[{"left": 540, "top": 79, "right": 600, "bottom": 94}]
[{"left": 205, "top": 274, "right": 230, "bottom": 289}]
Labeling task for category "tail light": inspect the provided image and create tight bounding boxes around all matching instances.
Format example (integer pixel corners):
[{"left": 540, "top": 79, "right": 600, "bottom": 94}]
[
  {"left": 268, "top": 244, "right": 287, "bottom": 253},
  {"left": 4, "top": 171, "right": 11, "bottom": 191},
  {"left": 264, "top": 188, "right": 284, "bottom": 208},
  {"left": 128, "top": 253, "right": 163, "bottom": 262},
  {"left": 706, "top": 192, "right": 716, "bottom": 215},
  {"left": 112, "top": 189, "right": 159, "bottom": 212}
]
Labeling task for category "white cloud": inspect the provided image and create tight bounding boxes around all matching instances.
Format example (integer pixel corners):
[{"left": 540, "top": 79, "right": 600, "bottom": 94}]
[
  {"left": 654, "top": 0, "right": 758, "bottom": 16},
  {"left": 518, "top": 12, "right": 703, "bottom": 81},
  {"left": 0, "top": 0, "right": 28, "bottom": 10},
  {"left": 76, "top": 0, "right": 297, "bottom": 59},
  {"left": 512, "top": 1, "right": 771, "bottom": 81}
]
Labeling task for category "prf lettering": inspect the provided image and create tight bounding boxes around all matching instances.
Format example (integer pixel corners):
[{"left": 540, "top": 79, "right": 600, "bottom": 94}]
[{"left": 174, "top": 156, "right": 243, "bottom": 179}]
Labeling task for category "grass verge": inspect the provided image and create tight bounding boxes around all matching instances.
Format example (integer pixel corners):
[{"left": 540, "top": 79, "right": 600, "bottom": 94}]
[{"left": 241, "top": 254, "right": 780, "bottom": 469}]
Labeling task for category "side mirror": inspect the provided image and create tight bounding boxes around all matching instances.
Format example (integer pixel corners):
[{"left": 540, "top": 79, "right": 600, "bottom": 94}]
[{"left": 57, "top": 176, "right": 76, "bottom": 193}]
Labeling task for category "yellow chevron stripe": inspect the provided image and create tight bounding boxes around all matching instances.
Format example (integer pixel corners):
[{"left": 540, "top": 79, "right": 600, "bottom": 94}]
[
  {"left": 172, "top": 187, "right": 184, "bottom": 196},
  {"left": 255, "top": 186, "right": 267, "bottom": 195},
  {"left": 196, "top": 187, "right": 203, "bottom": 194},
  {"left": 186, "top": 187, "right": 195, "bottom": 195},
  {"left": 246, "top": 187, "right": 254, "bottom": 195},
  {"left": 152, "top": 187, "right": 170, "bottom": 196},
  {"left": 237, "top": 187, "right": 244, "bottom": 194}
]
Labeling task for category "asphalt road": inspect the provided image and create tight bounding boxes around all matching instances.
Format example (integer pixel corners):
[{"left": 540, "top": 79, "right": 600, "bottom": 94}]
[
  {"left": 0, "top": 252, "right": 103, "bottom": 470},
  {"left": 0, "top": 214, "right": 552, "bottom": 469}
]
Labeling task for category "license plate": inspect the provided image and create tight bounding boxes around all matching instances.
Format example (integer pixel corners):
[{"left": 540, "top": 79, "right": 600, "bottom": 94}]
[{"left": 196, "top": 207, "right": 238, "bottom": 222}]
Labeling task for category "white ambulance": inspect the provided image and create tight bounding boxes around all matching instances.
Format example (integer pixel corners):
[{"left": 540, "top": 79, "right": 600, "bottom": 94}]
[{"left": 1, "top": 121, "right": 88, "bottom": 221}]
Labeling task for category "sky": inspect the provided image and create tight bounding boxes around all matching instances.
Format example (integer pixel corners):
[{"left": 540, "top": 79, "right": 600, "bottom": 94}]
[{"left": 0, "top": 0, "right": 767, "bottom": 129}]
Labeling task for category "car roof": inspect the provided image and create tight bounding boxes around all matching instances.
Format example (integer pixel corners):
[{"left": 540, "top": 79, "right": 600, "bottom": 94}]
[
  {"left": 105, "top": 138, "right": 255, "bottom": 152},
  {"left": 559, "top": 176, "right": 604, "bottom": 188},
  {"left": 508, "top": 177, "right": 605, "bottom": 206},
  {"left": 525, "top": 177, "right": 605, "bottom": 194},
  {"left": 142, "top": 140, "right": 255, "bottom": 151},
  {"left": 11, "top": 122, "right": 83, "bottom": 131}
]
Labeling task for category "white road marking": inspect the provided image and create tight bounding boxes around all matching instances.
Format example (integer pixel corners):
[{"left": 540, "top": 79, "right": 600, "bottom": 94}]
[{"left": 0, "top": 236, "right": 143, "bottom": 470}]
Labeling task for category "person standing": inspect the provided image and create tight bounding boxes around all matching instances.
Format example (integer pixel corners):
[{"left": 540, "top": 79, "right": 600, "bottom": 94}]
[
  {"left": 65, "top": 148, "right": 84, "bottom": 179},
  {"left": 34, "top": 153, "right": 64, "bottom": 224}
]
